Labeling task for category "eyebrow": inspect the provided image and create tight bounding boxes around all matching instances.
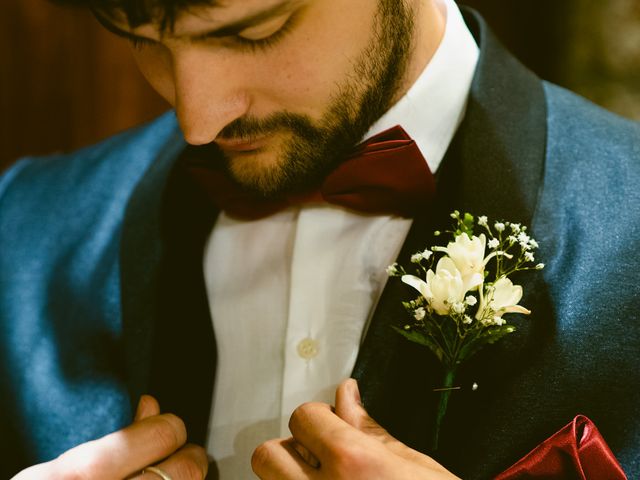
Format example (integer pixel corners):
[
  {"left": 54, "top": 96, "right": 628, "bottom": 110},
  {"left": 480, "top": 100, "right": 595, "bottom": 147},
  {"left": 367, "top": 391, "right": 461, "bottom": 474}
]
[{"left": 96, "top": 1, "right": 296, "bottom": 43}]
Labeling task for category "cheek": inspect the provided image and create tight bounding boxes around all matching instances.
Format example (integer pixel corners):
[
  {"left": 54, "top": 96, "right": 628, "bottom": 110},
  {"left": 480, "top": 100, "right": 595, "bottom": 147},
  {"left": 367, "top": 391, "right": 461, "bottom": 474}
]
[
  {"left": 254, "top": 3, "right": 374, "bottom": 118},
  {"left": 132, "top": 48, "right": 176, "bottom": 104}
]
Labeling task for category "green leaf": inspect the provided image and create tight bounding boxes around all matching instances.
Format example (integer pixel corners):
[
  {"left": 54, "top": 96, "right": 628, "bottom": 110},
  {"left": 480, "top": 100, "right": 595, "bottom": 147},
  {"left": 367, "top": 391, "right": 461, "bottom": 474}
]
[
  {"left": 457, "top": 325, "right": 516, "bottom": 362},
  {"left": 391, "top": 325, "right": 444, "bottom": 363}
]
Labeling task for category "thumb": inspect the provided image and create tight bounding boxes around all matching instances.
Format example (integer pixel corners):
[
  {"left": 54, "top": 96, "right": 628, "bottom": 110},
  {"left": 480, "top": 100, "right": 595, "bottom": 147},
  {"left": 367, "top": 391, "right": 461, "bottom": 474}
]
[
  {"left": 335, "top": 379, "right": 420, "bottom": 457},
  {"left": 335, "top": 379, "right": 384, "bottom": 435},
  {"left": 134, "top": 395, "right": 161, "bottom": 422}
]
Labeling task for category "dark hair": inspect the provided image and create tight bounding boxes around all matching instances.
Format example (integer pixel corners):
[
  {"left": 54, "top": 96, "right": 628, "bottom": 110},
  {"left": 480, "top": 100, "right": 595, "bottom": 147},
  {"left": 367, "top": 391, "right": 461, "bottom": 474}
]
[{"left": 50, "top": 0, "right": 216, "bottom": 31}]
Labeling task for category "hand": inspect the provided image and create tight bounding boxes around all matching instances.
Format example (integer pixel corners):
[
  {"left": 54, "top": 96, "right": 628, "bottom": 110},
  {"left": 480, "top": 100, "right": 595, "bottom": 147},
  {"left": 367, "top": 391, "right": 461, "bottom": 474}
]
[
  {"left": 12, "top": 395, "right": 208, "bottom": 480},
  {"left": 251, "top": 379, "right": 460, "bottom": 479}
]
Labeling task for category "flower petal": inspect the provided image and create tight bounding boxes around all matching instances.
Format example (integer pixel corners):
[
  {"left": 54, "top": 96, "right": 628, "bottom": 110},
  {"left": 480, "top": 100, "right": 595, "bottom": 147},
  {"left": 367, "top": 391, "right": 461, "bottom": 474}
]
[{"left": 401, "top": 274, "right": 430, "bottom": 298}]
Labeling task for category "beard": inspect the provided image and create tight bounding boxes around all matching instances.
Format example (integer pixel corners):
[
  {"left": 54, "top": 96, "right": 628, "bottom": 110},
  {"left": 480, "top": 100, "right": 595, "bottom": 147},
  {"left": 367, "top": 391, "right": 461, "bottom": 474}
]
[{"left": 217, "top": 0, "right": 415, "bottom": 197}]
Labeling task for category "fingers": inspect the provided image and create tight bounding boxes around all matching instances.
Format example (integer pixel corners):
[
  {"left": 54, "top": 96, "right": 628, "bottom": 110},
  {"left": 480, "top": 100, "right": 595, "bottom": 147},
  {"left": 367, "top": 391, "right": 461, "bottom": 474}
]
[
  {"left": 129, "top": 443, "right": 209, "bottom": 480},
  {"left": 252, "top": 438, "right": 318, "bottom": 479},
  {"left": 288, "top": 401, "right": 358, "bottom": 463},
  {"left": 135, "top": 395, "right": 161, "bottom": 421},
  {"left": 54, "top": 413, "right": 187, "bottom": 479}
]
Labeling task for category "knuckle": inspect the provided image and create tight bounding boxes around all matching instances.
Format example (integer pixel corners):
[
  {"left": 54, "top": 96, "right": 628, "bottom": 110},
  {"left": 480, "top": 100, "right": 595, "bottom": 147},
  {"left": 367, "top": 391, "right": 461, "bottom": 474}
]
[
  {"left": 324, "top": 432, "right": 369, "bottom": 470},
  {"left": 332, "top": 446, "right": 372, "bottom": 476},
  {"left": 151, "top": 414, "right": 187, "bottom": 452},
  {"left": 251, "top": 440, "right": 278, "bottom": 474},
  {"left": 54, "top": 448, "right": 99, "bottom": 480},
  {"left": 171, "top": 457, "right": 206, "bottom": 480},
  {"left": 182, "top": 444, "right": 209, "bottom": 476},
  {"left": 289, "top": 402, "right": 321, "bottom": 430}
]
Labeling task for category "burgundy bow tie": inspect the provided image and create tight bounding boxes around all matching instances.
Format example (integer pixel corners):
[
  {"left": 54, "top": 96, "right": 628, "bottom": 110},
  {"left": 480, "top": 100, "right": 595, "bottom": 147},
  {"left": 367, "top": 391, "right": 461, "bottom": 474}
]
[{"left": 185, "top": 125, "right": 435, "bottom": 219}]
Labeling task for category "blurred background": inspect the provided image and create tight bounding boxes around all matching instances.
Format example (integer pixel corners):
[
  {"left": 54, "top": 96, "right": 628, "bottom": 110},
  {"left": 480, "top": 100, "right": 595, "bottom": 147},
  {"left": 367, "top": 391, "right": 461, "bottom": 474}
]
[{"left": 1, "top": 0, "right": 639, "bottom": 170}]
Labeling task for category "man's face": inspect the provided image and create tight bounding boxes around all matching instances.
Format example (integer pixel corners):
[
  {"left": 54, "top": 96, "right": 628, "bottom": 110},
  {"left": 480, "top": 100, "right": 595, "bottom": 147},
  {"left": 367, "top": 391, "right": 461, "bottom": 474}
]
[{"left": 109, "top": 0, "right": 417, "bottom": 196}]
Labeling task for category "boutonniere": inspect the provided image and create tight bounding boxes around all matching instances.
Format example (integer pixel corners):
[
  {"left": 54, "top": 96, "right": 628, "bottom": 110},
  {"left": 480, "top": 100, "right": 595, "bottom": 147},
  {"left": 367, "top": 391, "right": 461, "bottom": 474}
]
[{"left": 387, "top": 211, "right": 544, "bottom": 450}]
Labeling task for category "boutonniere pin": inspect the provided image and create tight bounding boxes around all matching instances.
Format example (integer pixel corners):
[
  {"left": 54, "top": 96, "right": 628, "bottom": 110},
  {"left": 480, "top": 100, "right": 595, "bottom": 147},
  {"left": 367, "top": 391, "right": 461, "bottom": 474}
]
[{"left": 387, "top": 211, "right": 544, "bottom": 450}]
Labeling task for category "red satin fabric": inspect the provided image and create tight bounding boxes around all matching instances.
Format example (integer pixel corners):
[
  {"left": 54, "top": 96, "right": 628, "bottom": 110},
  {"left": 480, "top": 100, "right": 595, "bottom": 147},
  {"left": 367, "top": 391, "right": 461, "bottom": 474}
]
[
  {"left": 496, "top": 415, "right": 627, "bottom": 480},
  {"left": 186, "top": 125, "right": 435, "bottom": 219}
]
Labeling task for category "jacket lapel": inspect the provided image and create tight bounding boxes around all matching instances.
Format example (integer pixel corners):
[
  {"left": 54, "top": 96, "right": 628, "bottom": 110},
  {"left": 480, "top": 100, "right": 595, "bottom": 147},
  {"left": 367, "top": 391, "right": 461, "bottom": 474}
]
[
  {"left": 352, "top": 7, "right": 550, "bottom": 474},
  {"left": 120, "top": 143, "right": 219, "bottom": 444}
]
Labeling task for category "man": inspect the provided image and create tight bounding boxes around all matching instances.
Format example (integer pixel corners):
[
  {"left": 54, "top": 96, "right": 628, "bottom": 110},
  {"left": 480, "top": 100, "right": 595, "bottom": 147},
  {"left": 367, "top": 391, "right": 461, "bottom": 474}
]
[{"left": 1, "top": 0, "right": 639, "bottom": 478}]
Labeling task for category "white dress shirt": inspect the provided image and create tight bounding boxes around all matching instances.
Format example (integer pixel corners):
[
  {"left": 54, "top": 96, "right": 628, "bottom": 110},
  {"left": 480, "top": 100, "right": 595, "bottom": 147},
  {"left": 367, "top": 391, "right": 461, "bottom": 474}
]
[{"left": 203, "top": 0, "right": 479, "bottom": 477}]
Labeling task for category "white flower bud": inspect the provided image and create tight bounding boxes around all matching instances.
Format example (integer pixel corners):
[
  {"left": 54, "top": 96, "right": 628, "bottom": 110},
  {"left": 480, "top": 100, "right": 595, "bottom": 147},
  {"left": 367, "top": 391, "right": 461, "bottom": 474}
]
[
  {"left": 494, "top": 316, "right": 506, "bottom": 326},
  {"left": 386, "top": 264, "right": 399, "bottom": 276},
  {"left": 494, "top": 222, "right": 505, "bottom": 232},
  {"left": 536, "top": 263, "right": 545, "bottom": 270},
  {"left": 411, "top": 253, "right": 423, "bottom": 263},
  {"left": 452, "top": 302, "right": 466, "bottom": 315},
  {"left": 465, "top": 295, "right": 478, "bottom": 306}
]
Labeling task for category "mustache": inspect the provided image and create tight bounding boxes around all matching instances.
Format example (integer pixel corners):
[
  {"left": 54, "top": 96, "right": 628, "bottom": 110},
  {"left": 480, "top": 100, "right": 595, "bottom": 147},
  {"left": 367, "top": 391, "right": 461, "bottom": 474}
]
[{"left": 218, "top": 112, "right": 320, "bottom": 141}]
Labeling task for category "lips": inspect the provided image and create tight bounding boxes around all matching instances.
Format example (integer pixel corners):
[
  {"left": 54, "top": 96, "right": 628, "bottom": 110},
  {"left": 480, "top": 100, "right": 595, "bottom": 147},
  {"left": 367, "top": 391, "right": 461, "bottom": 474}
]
[{"left": 215, "top": 136, "right": 268, "bottom": 153}]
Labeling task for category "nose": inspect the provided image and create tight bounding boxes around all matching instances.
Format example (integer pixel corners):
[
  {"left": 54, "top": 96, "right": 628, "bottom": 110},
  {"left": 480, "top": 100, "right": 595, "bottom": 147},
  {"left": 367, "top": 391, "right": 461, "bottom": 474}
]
[{"left": 172, "top": 50, "right": 251, "bottom": 145}]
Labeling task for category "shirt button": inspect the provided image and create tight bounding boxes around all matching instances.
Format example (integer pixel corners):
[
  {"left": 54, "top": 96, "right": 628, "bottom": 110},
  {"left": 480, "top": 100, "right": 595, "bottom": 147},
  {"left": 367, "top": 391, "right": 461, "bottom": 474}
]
[{"left": 297, "top": 338, "right": 319, "bottom": 359}]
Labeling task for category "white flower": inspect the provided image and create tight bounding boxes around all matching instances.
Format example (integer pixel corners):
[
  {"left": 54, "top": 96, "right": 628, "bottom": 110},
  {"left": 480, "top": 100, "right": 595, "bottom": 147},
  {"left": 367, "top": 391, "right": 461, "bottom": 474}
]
[
  {"left": 494, "top": 222, "right": 505, "bottom": 232},
  {"left": 411, "top": 253, "right": 423, "bottom": 263},
  {"left": 452, "top": 302, "right": 466, "bottom": 315},
  {"left": 510, "top": 223, "right": 521, "bottom": 233},
  {"left": 493, "top": 317, "right": 507, "bottom": 326},
  {"left": 465, "top": 295, "right": 477, "bottom": 306},
  {"left": 524, "top": 252, "right": 535, "bottom": 262},
  {"left": 402, "top": 257, "right": 466, "bottom": 316},
  {"left": 434, "top": 233, "right": 486, "bottom": 292},
  {"left": 414, "top": 307, "right": 426, "bottom": 321},
  {"left": 529, "top": 239, "right": 539, "bottom": 249},
  {"left": 421, "top": 249, "right": 433, "bottom": 260},
  {"left": 463, "top": 315, "right": 473, "bottom": 325},
  {"left": 476, "top": 277, "right": 531, "bottom": 321},
  {"left": 517, "top": 232, "right": 530, "bottom": 244},
  {"left": 478, "top": 216, "right": 488, "bottom": 227},
  {"left": 488, "top": 238, "right": 500, "bottom": 249},
  {"left": 386, "top": 263, "right": 399, "bottom": 276},
  {"left": 507, "top": 235, "right": 517, "bottom": 245}
]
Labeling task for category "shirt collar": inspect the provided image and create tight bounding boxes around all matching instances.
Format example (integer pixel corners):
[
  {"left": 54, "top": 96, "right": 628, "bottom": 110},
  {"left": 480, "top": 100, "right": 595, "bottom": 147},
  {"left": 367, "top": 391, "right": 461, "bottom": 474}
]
[{"left": 362, "top": 0, "right": 479, "bottom": 174}]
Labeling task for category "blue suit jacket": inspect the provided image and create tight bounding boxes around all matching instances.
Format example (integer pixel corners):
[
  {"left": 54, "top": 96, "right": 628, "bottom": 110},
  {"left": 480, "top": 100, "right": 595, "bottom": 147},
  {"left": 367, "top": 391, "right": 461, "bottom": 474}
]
[{"left": 1, "top": 10, "right": 639, "bottom": 479}]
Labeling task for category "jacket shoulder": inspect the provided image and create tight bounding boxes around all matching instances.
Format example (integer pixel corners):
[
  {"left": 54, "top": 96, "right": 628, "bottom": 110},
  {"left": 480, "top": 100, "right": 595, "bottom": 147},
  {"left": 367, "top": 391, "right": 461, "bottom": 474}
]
[
  {"left": 543, "top": 82, "right": 640, "bottom": 163},
  {"left": 0, "top": 111, "right": 184, "bottom": 206}
]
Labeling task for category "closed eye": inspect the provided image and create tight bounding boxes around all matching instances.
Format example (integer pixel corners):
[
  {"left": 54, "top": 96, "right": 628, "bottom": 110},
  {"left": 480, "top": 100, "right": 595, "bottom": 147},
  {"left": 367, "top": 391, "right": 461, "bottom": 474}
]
[{"left": 226, "top": 13, "right": 296, "bottom": 52}]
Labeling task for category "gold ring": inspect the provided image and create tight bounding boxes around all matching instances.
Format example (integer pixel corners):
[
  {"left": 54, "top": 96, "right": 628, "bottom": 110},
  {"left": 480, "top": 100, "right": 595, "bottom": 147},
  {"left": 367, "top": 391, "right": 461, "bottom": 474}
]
[{"left": 143, "top": 465, "right": 173, "bottom": 480}]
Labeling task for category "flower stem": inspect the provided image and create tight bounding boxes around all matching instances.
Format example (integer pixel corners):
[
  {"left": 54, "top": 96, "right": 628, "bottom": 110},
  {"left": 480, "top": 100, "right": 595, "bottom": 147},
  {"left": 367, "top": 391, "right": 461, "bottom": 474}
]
[{"left": 432, "top": 367, "right": 456, "bottom": 451}]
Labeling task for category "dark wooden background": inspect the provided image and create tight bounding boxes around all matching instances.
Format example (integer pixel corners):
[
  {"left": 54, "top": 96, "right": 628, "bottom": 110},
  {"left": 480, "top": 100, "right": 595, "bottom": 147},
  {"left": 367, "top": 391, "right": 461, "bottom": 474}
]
[{"left": 2, "top": 0, "right": 639, "bottom": 170}]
